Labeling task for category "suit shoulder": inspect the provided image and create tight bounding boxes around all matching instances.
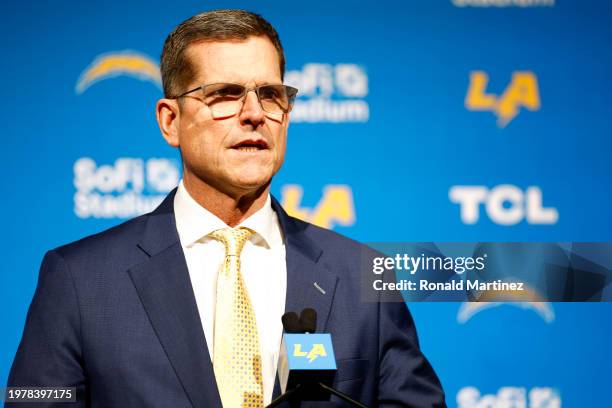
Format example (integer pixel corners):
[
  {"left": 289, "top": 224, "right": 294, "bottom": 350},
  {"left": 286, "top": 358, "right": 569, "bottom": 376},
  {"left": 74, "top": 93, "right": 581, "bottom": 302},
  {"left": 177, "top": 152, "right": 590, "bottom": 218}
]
[
  {"left": 52, "top": 214, "right": 149, "bottom": 262},
  {"left": 291, "top": 216, "right": 377, "bottom": 258}
]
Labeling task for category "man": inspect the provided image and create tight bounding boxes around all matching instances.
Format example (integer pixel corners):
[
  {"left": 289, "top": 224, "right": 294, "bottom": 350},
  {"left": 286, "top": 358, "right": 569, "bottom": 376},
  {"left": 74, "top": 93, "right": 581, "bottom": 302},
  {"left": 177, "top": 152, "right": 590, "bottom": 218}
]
[{"left": 7, "top": 9, "right": 445, "bottom": 408}]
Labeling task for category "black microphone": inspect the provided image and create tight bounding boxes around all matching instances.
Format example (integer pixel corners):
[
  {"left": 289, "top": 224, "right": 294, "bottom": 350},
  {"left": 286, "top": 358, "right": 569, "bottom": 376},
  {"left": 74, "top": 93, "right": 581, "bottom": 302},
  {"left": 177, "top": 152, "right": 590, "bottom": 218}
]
[
  {"left": 281, "top": 312, "right": 302, "bottom": 333},
  {"left": 299, "top": 308, "right": 317, "bottom": 333}
]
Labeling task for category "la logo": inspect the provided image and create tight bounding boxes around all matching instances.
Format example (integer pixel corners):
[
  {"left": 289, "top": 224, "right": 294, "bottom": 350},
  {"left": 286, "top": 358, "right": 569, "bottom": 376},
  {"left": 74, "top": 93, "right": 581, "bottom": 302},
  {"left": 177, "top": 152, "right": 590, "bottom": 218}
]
[
  {"left": 281, "top": 185, "right": 355, "bottom": 229},
  {"left": 293, "top": 343, "right": 327, "bottom": 363},
  {"left": 465, "top": 71, "right": 540, "bottom": 128}
]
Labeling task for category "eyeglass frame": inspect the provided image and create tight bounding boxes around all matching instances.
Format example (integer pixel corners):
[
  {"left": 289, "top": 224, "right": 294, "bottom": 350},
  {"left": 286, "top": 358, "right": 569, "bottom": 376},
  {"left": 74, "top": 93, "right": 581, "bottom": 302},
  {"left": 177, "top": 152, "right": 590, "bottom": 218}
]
[{"left": 174, "top": 82, "right": 299, "bottom": 115}]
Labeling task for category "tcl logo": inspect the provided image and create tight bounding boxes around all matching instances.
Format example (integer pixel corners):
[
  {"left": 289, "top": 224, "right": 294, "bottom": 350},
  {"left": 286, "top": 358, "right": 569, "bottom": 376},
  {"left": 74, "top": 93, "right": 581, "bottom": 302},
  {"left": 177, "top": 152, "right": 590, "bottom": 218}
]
[{"left": 449, "top": 185, "right": 558, "bottom": 226}]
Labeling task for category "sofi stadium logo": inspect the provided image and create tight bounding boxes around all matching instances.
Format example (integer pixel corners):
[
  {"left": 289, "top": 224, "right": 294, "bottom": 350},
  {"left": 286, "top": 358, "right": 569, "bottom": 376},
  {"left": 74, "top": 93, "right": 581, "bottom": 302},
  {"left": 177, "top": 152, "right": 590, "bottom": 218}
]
[
  {"left": 457, "top": 387, "right": 560, "bottom": 408},
  {"left": 465, "top": 71, "right": 540, "bottom": 128},
  {"left": 73, "top": 157, "right": 179, "bottom": 219},
  {"left": 449, "top": 185, "right": 558, "bottom": 225},
  {"left": 285, "top": 63, "right": 369, "bottom": 123}
]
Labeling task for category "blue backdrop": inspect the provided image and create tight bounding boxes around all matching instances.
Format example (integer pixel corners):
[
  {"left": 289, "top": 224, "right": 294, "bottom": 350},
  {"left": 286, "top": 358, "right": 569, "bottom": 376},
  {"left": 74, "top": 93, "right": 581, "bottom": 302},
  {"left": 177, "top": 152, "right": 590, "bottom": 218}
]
[{"left": 2, "top": 0, "right": 611, "bottom": 406}]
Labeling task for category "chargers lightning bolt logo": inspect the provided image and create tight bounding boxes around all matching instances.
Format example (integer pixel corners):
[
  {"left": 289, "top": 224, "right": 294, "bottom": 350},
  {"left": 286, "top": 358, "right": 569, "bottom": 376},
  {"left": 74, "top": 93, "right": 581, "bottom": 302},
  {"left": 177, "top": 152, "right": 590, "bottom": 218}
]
[{"left": 76, "top": 50, "right": 161, "bottom": 94}]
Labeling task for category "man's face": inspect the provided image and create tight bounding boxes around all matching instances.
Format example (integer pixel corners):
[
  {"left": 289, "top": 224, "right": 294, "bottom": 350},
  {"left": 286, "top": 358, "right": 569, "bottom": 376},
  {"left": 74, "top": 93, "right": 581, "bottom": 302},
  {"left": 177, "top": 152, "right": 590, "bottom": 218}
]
[{"left": 173, "top": 36, "right": 288, "bottom": 197}]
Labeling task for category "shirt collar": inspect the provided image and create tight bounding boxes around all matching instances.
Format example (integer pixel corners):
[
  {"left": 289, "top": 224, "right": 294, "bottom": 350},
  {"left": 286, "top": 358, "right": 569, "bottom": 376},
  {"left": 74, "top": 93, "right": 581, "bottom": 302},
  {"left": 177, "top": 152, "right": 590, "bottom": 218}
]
[
  {"left": 174, "top": 180, "right": 283, "bottom": 249},
  {"left": 240, "top": 193, "right": 283, "bottom": 249}
]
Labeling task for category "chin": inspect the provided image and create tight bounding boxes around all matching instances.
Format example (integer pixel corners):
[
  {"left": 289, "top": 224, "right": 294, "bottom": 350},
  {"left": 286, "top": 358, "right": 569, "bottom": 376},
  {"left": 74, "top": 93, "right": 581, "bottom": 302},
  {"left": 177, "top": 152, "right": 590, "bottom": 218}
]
[
  {"left": 231, "top": 168, "right": 274, "bottom": 186},
  {"left": 237, "top": 180, "right": 271, "bottom": 190},
  {"left": 230, "top": 175, "right": 272, "bottom": 192}
]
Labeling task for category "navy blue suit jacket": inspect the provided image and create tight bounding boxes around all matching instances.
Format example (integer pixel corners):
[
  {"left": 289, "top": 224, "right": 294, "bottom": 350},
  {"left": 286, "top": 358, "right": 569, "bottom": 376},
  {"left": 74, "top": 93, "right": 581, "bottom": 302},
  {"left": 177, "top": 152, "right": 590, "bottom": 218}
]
[{"left": 8, "top": 191, "right": 445, "bottom": 407}]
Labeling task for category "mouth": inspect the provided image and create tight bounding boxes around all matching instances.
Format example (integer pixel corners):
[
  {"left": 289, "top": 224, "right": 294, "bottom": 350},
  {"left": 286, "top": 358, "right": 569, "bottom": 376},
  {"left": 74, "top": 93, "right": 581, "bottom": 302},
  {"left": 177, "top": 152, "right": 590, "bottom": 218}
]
[{"left": 230, "top": 139, "right": 270, "bottom": 152}]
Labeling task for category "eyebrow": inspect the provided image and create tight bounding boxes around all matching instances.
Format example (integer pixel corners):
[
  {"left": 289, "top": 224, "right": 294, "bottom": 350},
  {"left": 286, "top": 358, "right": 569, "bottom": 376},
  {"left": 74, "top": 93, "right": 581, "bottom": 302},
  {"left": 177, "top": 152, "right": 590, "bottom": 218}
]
[{"left": 199, "top": 80, "right": 282, "bottom": 87}]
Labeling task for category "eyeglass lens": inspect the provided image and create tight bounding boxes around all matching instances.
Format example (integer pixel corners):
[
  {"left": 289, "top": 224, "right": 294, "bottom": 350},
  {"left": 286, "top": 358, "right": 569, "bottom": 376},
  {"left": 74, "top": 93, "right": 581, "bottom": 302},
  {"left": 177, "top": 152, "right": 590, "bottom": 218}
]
[{"left": 200, "top": 84, "right": 296, "bottom": 117}]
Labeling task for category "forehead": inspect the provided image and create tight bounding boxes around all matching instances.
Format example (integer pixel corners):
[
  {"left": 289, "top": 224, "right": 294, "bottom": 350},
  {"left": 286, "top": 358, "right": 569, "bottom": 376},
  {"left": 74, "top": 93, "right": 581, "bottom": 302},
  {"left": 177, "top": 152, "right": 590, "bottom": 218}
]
[{"left": 184, "top": 36, "right": 281, "bottom": 86}]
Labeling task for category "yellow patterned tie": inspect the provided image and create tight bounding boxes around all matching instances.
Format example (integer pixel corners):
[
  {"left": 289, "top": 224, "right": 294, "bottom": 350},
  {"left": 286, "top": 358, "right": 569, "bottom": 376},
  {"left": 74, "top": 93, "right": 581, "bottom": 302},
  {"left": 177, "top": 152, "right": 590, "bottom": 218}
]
[{"left": 209, "top": 227, "right": 264, "bottom": 408}]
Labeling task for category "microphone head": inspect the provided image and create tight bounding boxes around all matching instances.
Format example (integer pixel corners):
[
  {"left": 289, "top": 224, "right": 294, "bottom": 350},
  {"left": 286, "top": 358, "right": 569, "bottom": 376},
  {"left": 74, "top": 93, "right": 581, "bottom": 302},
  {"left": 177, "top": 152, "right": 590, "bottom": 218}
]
[
  {"left": 282, "top": 312, "right": 302, "bottom": 333},
  {"left": 300, "top": 308, "right": 317, "bottom": 333}
]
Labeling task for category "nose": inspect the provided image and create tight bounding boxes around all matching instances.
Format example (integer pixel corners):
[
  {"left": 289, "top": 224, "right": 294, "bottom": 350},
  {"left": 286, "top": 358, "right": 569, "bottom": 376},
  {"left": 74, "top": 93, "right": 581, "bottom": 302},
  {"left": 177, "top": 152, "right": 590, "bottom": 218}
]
[{"left": 239, "top": 90, "right": 265, "bottom": 127}]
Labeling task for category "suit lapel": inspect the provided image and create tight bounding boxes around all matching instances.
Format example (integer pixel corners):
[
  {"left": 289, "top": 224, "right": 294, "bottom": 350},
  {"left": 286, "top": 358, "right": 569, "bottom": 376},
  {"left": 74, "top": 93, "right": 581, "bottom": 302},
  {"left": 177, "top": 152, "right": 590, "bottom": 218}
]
[
  {"left": 128, "top": 191, "right": 221, "bottom": 408},
  {"left": 272, "top": 197, "right": 339, "bottom": 333}
]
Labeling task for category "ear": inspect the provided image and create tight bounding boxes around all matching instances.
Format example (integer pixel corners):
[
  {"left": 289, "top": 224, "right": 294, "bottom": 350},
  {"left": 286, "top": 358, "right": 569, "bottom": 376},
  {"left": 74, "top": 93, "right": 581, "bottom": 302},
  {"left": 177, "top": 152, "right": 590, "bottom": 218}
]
[{"left": 156, "top": 98, "right": 180, "bottom": 147}]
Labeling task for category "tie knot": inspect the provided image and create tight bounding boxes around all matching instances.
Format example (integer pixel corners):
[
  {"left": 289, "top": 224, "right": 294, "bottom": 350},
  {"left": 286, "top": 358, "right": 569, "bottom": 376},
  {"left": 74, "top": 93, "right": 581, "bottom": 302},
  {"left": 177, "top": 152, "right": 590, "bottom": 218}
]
[{"left": 209, "top": 227, "right": 254, "bottom": 257}]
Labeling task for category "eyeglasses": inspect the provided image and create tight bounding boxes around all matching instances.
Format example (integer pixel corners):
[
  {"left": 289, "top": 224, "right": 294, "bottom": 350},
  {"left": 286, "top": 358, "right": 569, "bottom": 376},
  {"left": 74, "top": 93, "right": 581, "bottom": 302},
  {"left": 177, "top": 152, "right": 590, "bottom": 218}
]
[{"left": 176, "top": 83, "right": 299, "bottom": 118}]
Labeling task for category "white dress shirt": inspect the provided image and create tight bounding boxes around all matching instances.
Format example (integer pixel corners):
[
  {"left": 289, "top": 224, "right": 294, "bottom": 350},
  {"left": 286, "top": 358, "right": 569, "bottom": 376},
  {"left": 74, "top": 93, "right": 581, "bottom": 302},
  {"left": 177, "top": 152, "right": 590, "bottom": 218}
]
[{"left": 173, "top": 181, "right": 287, "bottom": 405}]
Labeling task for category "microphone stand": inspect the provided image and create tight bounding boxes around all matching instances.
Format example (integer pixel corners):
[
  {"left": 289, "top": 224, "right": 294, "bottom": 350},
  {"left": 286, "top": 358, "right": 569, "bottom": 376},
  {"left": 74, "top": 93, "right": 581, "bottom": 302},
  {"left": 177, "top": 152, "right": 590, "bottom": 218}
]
[
  {"left": 266, "top": 382, "right": 369, "bottom": 408},
  {"left": 318, "top": 382, "right": 369, "bottom": 408},
  {"left": 266, "top": 384, "right": 301, "bottom": 408}
]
